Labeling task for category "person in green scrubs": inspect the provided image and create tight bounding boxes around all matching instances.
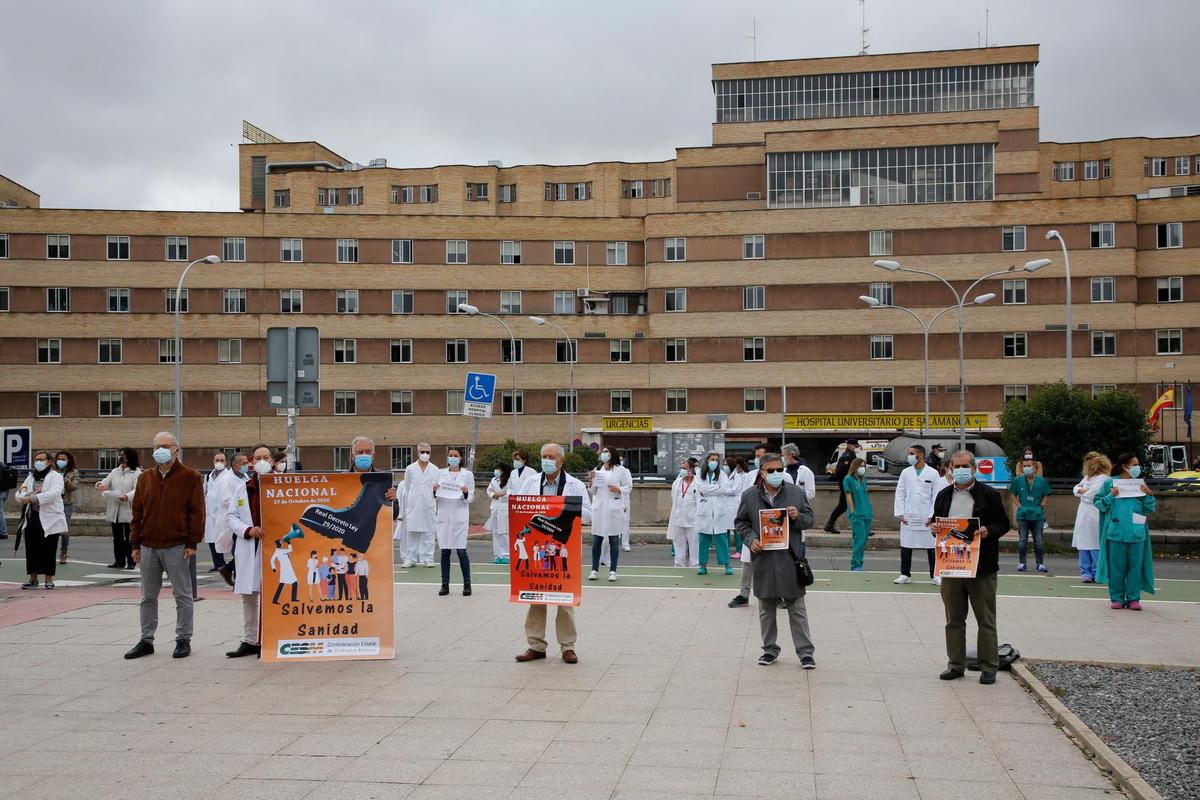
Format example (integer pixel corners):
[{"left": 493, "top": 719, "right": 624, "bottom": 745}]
[
  {"left": 1093, "top": 453, "right": 1156, "bottom": 610},
  {"left": 843, "top": 458, "right": 872, "bottom": 572},
  {"left": 1008, "top": 452, "right": 1052, "bottom": 573}
]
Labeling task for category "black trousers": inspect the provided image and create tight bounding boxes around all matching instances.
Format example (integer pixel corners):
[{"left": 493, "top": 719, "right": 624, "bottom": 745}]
[
  {"left": 358, "top": 574, "right": 369, "bottom": 599},
  {"left": 826, "top": 490, "right": 848, "bottom": 527},
  {"left": 272, "top": 581, "right": 299, "bottom": 604},
  {"left": 901, "top": 547, "right": 936, "bottom": 578},
  {"left": 112, "top": 522, "right": 133, "bottom": 566}
]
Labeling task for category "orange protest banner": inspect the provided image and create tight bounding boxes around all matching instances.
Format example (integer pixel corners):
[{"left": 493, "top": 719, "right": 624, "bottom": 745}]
[
  {"left": 932, "top": 516, "right": 981, "bottom": 578},
  {"left": 258, "top": 472, "right": 395, "bottom": 662},
  {"left": 759, "top": 508, "right": 789, "bottom": 550},
  {"left": 508, "top": 494, "right": 583, "bottom": 606}
]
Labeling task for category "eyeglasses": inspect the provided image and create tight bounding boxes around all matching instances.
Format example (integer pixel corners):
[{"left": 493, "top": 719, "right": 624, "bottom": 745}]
[{"left": 763, "top": 467, "right": 785, "bottom": 474}]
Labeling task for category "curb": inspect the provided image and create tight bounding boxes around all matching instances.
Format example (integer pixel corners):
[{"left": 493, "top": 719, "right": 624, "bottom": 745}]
[{"left": 1010, "top": 660, "right": 1164, "bottom": 800}]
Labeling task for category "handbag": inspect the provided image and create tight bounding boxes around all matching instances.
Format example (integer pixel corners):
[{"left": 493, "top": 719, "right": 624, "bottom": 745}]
[{"left": 795, "top": 555, "right": 815, "bottom": 588}]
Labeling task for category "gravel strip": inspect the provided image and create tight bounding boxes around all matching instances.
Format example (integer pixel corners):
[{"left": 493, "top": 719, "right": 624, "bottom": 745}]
[{"left": 1030, "top": 662, "right": 1200, "bottom": 800}]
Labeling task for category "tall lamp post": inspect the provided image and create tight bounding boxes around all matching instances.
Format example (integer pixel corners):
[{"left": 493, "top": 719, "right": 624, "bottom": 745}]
[
  {"left": 1045, "top": 229, "right": 1072, "bottom": 387},
  {"left": 858, "top": 294, "right": 995, "bottom": 432},
  {"left": 173, "top": 254, "right": 221, "bottom": 448},
  {"left": 873, "top": 258, "right": 1051, "bottom": 451},
  {"left": 457, "top": 303, "right": 518, "bottom": 444},
  {"left": 529, "top": 316, "right": 575, "bottom": 447}
]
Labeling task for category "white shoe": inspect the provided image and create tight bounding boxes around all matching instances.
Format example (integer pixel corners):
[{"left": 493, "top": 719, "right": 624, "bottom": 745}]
[
  {"left": 893, "top": 575, "right": 912, "bottom": 585},
  {"left": 422, "top": 561, "right": 436, "bottom": 568},
  {"left": 932, "top": 576, "right": 942, "bottom": 586},
  {"left": 588, "top": 570, "right": 598, "bottom": 581},
  {"left": 622, "top": 545, "right": 631, "bottom": 551},
  {"left": 400, "top": 560, "right": 414, "bottom": 569},
  {"left": 608, "top": 571, "right": 617, "bottom": 582}
]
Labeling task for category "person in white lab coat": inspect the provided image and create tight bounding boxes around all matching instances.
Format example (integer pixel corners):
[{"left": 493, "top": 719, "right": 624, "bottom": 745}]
[
  {"left": 220, "top": 444, "right": 274, "bottom": 658},
  {"left": 96, "top": 447, "right": 142, "bottom": 569},
  {"left": 893, "top": 444, "right": 945, "bottom": 585},
  {"left": 696, "top": 452, "right": 735, "bottom": 575},
  {"left": 434, "top": 448, "right": 474, "bottom": 596},
  {"left": 589, "top": 446, "right": 632, "bottom": 581},
  {"left": 667, "top": 457, "right": 701, "bottom": 568},
  {"left": 727, "top": 457, "right": 760, "bottom": 608},
  {"left": 402, "top": 443, "right": 439, "bottom": 568},
  {"left": 15, "top": 452, "right": 67, "bottom": 589},
  {"left": 1072, "top": 451, "right": 1111, "bottom": 583},
  {"left": 781, "top": 444, "right": 817, "bottom": 504},
  {"left": 723, "top": 456, "right": 751, "bottom": 559},
  {"left": 203, "top": 451, "right": 233, "bottom": 573},
  {"left": 508, "top": 448, "right": 541, "bottom": 495},
  {"left": 486, "top": 465, "right": 511, "bottom": 563},
  {"left": 392, "top": 479, "right": 407, "bottom": 543}
]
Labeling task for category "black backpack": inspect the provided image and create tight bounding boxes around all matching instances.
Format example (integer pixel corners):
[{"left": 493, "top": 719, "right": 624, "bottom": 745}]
[
  {"left": 0, "top": 467, "right": 17, "bottom": 491},
  {"left": 967, "top": 643, "right": 1021, "bottom": 671}
]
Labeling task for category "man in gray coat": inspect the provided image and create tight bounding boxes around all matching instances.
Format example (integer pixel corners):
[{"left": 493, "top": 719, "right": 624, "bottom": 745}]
[{"left": 735, "top": 453, "right": 817, "bottom": 668}]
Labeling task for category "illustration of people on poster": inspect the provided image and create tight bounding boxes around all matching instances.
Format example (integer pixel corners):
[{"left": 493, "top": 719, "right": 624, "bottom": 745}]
[
  {"left": 932, "top": 516, "right": 982, "bottom": 578},
  {"left": 258, "top": 472, "right": 395, "bottom": 662},
  {"left": 508, "top": 494, "right": 583, "bottom": 606},
  {"left": 758, "top": 508, "right": 789, "bottom": 550}
]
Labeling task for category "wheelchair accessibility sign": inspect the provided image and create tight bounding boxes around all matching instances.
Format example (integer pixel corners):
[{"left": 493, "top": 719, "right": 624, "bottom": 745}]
[{"left": 463, "top": 372, "right": 497, "bottom": 418}]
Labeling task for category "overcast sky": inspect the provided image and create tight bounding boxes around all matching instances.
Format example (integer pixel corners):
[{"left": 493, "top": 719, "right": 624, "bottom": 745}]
[{"left": 2, "top": 0, "right": 1197, "bottom": 211}]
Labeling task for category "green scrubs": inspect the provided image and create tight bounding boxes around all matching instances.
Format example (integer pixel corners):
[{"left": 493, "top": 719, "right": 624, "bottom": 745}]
[
  {"left": 843, "top": 474, "right": 872, "bottom": 570},
  {"left": 1093, "top": 478, "right": 1157, "bottom": 603}
]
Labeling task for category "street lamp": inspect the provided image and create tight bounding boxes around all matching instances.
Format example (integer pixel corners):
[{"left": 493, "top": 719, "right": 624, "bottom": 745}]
[
  {"left": 1045, "top": 229, "right": 1071, "bottom": 386},
  {"left": 529, "top": 315, "right": 575, "bottom": 447},
  {"left": 457, "top": 303, "right": 518, "bottom": 444},
  {"left": 174, "top": 254, "right": 221, "bottom": 447},
  {"left": 873, "top": 258, "right": 1051, "bottom": 450},
  {"left": 859, "top": 293, "right": 995, "bottom": 432}
]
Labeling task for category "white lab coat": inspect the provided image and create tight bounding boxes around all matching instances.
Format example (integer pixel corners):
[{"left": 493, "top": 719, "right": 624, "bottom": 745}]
[
  {"left": 666, "top": 474, "right": 700, "bottom": 539},
  {"left": 403, "top": 460, "right": 439, "bottom": 532},
  {"left": 270, "top": 544, "right": 298, "bottom": 584},
  {"left": 1071, "top": 474, "right": 1107, "bottom": 551},
  {"left": 894, "top": 464, "right": 943, "bottom": 549},
  {"left": 222, "top": 476, "right": 262, "bottom": 595},
  {"left": 98, "top": 465, "right": 141, "bottom": 524},
  {"left": 590, "top": 464, "right": 632, "bottom": 540},
  {"left": 793, "top": 464, "right": 816, "bottom": 502},
  {"left": 508, "top": 464, "right": 541, "bottom": 496},
  {"left": 203, "top": 468, "right": 234, "bottom": 544},
  {"left": 392, "top": 480, "right": 407, "bottom": 542},
  {"left": 719, "top": 471, "right": 750, "bottom": 532},
  {"left": 16, "top": 471, "right": 67, "bottom": 535},
  {"left": 695, "top": 469, "right": 733, "bottom": 534},
  {"left": 434, "top": 468, "right": 474, "bottom": 550},
  {"left": 538, "top": 470, "right": 593, "bottom": 526},
  {"left": 485, "top": 476, "right": 509, "bottom": 557}
]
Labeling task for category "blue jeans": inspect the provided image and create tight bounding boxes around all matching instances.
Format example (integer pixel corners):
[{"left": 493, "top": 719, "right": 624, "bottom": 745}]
[
  {"left": 0, "top": 489, "right": 8, "bottom": 535},
  {"left": 1078, "top": 549, "right": 1099, "bottom": 580},
  {"left": 1017, "top": 518, "right": 1045, "bottom": 566},
  {"left": 591, "top": 535, "right": 620, "bottom": 573}
]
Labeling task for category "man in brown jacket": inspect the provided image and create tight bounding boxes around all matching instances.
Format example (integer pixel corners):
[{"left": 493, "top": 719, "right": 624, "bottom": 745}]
[{"left": 125, "top": 431, "right": 205, "bottom": 660}]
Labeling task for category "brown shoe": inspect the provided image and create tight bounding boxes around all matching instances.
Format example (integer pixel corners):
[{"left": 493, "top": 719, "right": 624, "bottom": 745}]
[
  {"left": 562, "top": 650, "right": 578, "bottom": 664},
  {"left": 514, "top": 648, "right": 547, "bottom": 663}
]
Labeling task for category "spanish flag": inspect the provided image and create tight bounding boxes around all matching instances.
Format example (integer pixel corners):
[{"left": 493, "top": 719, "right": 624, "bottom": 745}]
[{"left": 1148, "top": 387, "right": 1175, "bottom": 430}]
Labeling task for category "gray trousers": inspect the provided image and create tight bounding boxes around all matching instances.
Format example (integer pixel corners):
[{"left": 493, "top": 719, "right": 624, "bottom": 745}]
[
  {"left": 739, "top": 559, "right": 753, "bottom": 599},
  {"left": 242, "top": 593, "right": 260, "bottom": 645},
  {"left": 758, "top": 596, "right": 815, "bottom": 658},
  {"left": 139, "top": 545, "right": 194, "bottom": 643}
]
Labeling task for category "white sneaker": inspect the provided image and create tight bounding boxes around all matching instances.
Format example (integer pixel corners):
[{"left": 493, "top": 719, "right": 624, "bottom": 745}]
[
  {"left": 608, "top": 571, "right": 617, "bottom": 582},
  {"left": 400, "top": 560, "right": 414, "bottom": 569},
  {"left": 587, "top": 570, "right": 598, "bottom": 581},
  {"left": 422, "top": 561, "right": 436, "bottom": 568},
  {"left": 622, "top": 545, "right": 631, "bottom": 552},
  {"left": 932, "top": 576, "right": 942, "bottom": 586},
  {"left": 893, "top": 575, "right": 912, "bottom": 585}
]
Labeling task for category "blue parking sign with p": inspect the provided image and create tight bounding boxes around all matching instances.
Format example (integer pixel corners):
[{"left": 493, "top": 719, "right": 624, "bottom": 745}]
[
  {"left": 1, "top": 427, "right": 32, "bottom": 469},
  {"left": 464, "top": 372, "right": 497, "bottom": 405}
]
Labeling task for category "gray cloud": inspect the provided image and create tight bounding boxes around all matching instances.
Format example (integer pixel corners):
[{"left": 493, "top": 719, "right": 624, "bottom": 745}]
[{"left": 1, "top": 0, "right": 1196, "bottom": 210}]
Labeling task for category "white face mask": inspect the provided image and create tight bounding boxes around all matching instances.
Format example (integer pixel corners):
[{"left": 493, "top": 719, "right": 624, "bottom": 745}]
[
  {"left": 274, "top": 462, "right": 286, "bottom": 472},
  {"left": 213, "top": 462, "right": 225, "bottom": 471},
  {"left": 598, "top": 452, "right": 611, "bottom": 464},
  {"left": 418, "top": 452, "right": 430, "bottom": 463},
  {"left": 253, "top": 459, "right": 273, "bottom": 475}
]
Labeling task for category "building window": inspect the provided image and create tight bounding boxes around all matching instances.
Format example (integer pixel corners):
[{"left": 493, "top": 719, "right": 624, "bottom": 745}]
[
  {"left": 1156, "top": 329, "right": 1183, "bottom": 355},
  {"left": 1003, "top": 332, "right": 1028, "bottom": 358},
  {"left": 1157, "top": 222, "right": 1183, "bottom": 249},
  {"left": 1092, "top": 384, "right": 1117, "bottom": 398},
  {"left": 1157, "top": 276, "right": 1183, "bottom": 303},
  {"left": 47, "top": 234, "right": 71, "bottom": 259},
  {"left": 1052, "top": 161, "right": 1075, "bottom": 181},
  {"left": 334, "top": 289, "right": 359, "bottom": 314},
  {"left": 742, "top": 234, "right": 765, "bottom": 260},
  {"left": 447, "top": 290, "right": 468, "bottom": 314},
  {"left": 610, "top": 389, "right": 632, "bottom": 414},
  {"left": 1003, "top": 385, "right": 1029, "bottom": 403},
  {"left": 869, "top": 334, "right": 893, "bottom": 360},
  {"left": 391, "top": 290, "right": 414, "bottom": 314},
  {"left": 1091, "top": 331, "right": 1116, "bottom": 357},
  {"left": 390, "top": 446, "right": 413, "bottom": 470},
  {"left": 390, "top": 390, "right": 413, "bottom": 415},
  {"left": 1102, "top": 160, "right": 1112, "bottom": 178},
  {"left": 664, "top": 288, "right": 687, "bottom": 312},
  {"left": 107, "top": 235, "right": 130, "bottom": 260},
  {"left": 0, "top": 234, "right": 7, "bottom": 258},
  {"left": 1002, "top": 279, "right": 1027, "bottom": 305},
  {"left": 743, "top": 285, "right": 765, "bottom": 311},
  {"left": 0, "top": 286, "right": 7, "bottom": 312},
  {"left": 499, "top": 290, "right": 522, "bottom": 314},
  {"left": 501, "top": 240, "right": 522, "bottom": 265},
  {"left": 316, "top": 188, "right": 337, "bottom": 206},
  {"left": 870, "top": 387, "right": 894, "bottom": 412},
  {"left": 332, "top": 447, "right": 351, "bottom": 471},
  {"left": 218, "top": 338, "right": 242, "bottom": 364},
  {"left": 161, "top": 393, "right": 178, "bottom": 417},
  {"left": 97, "top": 449, "right": 120, "bottom": 471},
  {"left": 99, "top": 392, "right": 123, "bottom": 417},
  {"left": 165, "top": 288, "right": 188, "bottom": 314},
  {"left": 499, "top": 184, "right": 516, "bottom": 203},
  {"left": 391, "top": 185, "right": 409, "bottom": 203},
  {"left": 392, "top": 239, "right": 413, "bottom": 264},
  {"left": 665, "top": 238, "right": 686, "bottom": 262},
  {"left": 500, "top": 338, "right": 522, "bottom": 363},
  {"left": 280, "top": 289, "right": 303, "bottom": 313},
  {"left": 652, "top": 178, "right": 672, "bottom": 198},
  {"left": 280, "top": 238, "right": 303, "bottom": 262},
  {"left": 218, "top": 391, "right": 242, "bottom": 417},
  {"left": 221, "top": 288, "right": 246, "bottom": 314},
  {"left": 159, "top": 338, "right": 181, "bottom": 364},
  {"left": 273, "top": 189, "right": 290, "bottom": 208},
  {"left": 607, "top": 241, "right": 628, "bottom": 265},
  {"left": 556, "top": 339, "right": 577, "bottom": 364},
  {"left": 743, "top": 337, "right": 766, "bottom": 362},
  {"left": 390, "top": 339, "right": 413, "bottom": 364},
  {"left": 446, "top": 339, "right": 468, "bottom": 363},
  {"left": 1083, "top": 160, "right": 1100, "bottom": 180},
  {"left": 165, "top": 236, "right": 188, "bottom": 261},
  {"left": 466, "top": 182, "right": 489, "bottom": 201},
  {"left": 744, "top": 387, "right": 766, "bottom": 412},
  {"left": 610, "top": 339, "right": 632, "bottom": 363},
  {"left": 501, "top": 390, "right": 523, "bottom": 415},
  {"left": 98, "top": 338, "right": 122, "bottom": 364},
  {"left": 868, "top": 282, "right": 892, "bottom": 306},
  {"left": 446, "top": 240, "right": 468, "bottom": 264},
  {"left": 1144, "top": 157, "right": 1168, "bottom": 177},
  {"left": 334, "top": 339, "right": 357, "bottom": 364},
  {"left": 622, "top": 180, "right": 644, "bottom": 199},
  {"left": 421, "top": 184, "right": 439, "bottom": 203},
  {"left": 553, "top": 290, "right": 575, "bottom": 315},
  {"left": 553, "top": 240, "right": 575, "bottom": 265},
  {"left": 446, "top": 390, "right": 464, "bottom": 415},
  {"left": 868, "top": 230, "right": 892, "bottom": 256},
  {"left": 1090, "top": 277, "right": 1115, "bottom": 303},
  {"left": 556, "top": 390, "right": 578, "bottom": 414},
  {"left": 107, "top": 288, "right": 130, "bottom": 313},
  {"left": 665, "top": 388, "right": 688, "bottom": 413},
  {"left": 37, "top": 392, "right": 62, "bottom": 418},
  {"left": 1002, "top": 225, "right": 1026, "bottom": 252},
  {"left": 1175, "top": 156, "right": 1190, "bottom": 175},
  {"left": 47, "top": 287, "right": 71, "bottom": 313},
  {"left": 222, "top": 237, "right": 246, "bottom": 262},
  {"left": 36, "top": 338, "right": 61, "bottom": 364},
  {"left": 336, "top": 239, "right": 359, "bottom": 263},
  {"left": 334, "top": 391, "right": 357, "bottom": 415},
  {"left": 665, "top": 339, "right": 687, "bottom": 363},
  {"left": 573, "top": 182, "right": 590, "bottom": 201},
  {"left": 1089, "top": 223, "right": 1115, "bottom": 248}
]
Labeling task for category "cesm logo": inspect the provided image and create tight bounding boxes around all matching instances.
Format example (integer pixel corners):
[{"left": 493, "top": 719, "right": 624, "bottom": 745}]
[{"left": 278, "top": 641, "right": 325, "bottom": 656}]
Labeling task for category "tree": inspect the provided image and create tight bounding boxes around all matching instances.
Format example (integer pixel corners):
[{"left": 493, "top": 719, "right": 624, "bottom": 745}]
[
  {"left": 475, "top": 438, "right": 598, "bottom": 476},
  {"left": 999, "top": 383, "right": 1151, "bottom": 477}
]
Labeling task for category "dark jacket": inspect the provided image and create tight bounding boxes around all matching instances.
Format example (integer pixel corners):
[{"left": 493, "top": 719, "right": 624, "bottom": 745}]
[
  {"left": 735, "top": 481, "right": 814, "bottom": 599},
  {"left": 933, "top": 479, "right": 1011, "bottom": 577},
  {"left": 131, "top": 461, "right": 205, "bottom": 550},
  {"left": 832, "top": 450, "right": 856, "bottom": 483}
]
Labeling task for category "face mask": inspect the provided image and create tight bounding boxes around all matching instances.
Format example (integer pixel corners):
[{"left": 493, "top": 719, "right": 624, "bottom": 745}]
[
  {"left": 512, "top": 459, "right": 524, "bottom": 470},
  {"left": 494, "top": 469, "right": 502, "bottom": 479},
  {"left": 721, "top": 464, "right": 731, "bottom": 474},
  {"left": 952, "top": 467, "right": 974, "bottom": 485},
  {"left": 1022, "top": 466, "right": 1033, "bottom": 476},
  {"left": 1128, "top": 465, "right": 1142, "bottom": 478},
  {"left": 765, "top": 471, "right": 786, "bottom": 487},
  {"left": 599, "top": 452, "right": 610, "bottom": 464},
  {"left": 253, "top": 459, "right": 273, "bottom": 475},
  {"left": 274, "top": 462, "right": 286, "bottom": 473},
  {"left": 418, "top": 452, "right": 430, "bottom": 463},
  {"left": 33, "top": 459, "right": 48, "bottom": 472},
  {"left": 447, "top": 456, "right": 461, "bottom": 468},
  {"left": 213, "top": 462, "right": 225, "bottom": 471},
  {"left": 354, "top": 454, "right": 373, "bottom": 471},
  {"left": 238, "top": 464, "right": 250, "bottom": 476},
  {"left": 56, "top": 459, "right": 68, "bottom": 470},
  {"left": 906, "top": 454, "right": 918, "bottom": 466},
  {"left": 856, "top": 466, "right": 867, "bottom": 477},
  {"left": 542, "top": 458, "right": 558, "bottom": 474},
  {"left": 678, "top": 468, "right": 689, "bottom": 478},
  {"left": 751, "top": 458, "right": 760, "bottom": 469},
  {"left": 153, "top": 447, "right": 172, "bottom": 465},
  {"left": 708, "top": 460, "right": 719, "bottom": 471}
]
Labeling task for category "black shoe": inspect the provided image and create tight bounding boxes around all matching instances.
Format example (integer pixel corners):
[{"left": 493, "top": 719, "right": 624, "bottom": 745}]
[
  {"left": 463, "top": 584, "right": 472, "bottom": 596},
  {"left": 939, "top": 668, "right": 965, "bottom": 681},
  {"left": 0, "top": 533, "right": 8, "bottom": 539},
  {"left": 172, "top": 640, "right": 191, "bottom": 659},
  {"left": 728, "top": 595, "right": 749, "bottom": 608},
  {"left": 226, "top": 641, "right": 261, "bottom": 658},
  {"left": 124, "top": 640, "right": 154, "bottom": 659},
  {"left": 438, "top": 584, "right": 449, "bottom": 596},
  {"left": 20, "top": 580, "right": 38, "bottom": 590},
  {"left": 218, "top": 566, "right": 234, "bottom": 587},
  {"left": 207, "top": 566, "right": 222, "bottom": 573},
  {"left": 823, "top": 524, "right": 838, "bottom": 534},
  {"left": 107, "top": 562, "right": 123, "bottom": 569},
  {"left": 125, "top": 562, "right": 137, "bottom": 570},
  {"left": 800, "top": 656, "right": 816, "bottom": 670},
  {"left": 758, "top": 652, "right": 778, "bottom": 666},
  {"left": 979, "top": 671, "right": 996, "bottom": 685}
]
